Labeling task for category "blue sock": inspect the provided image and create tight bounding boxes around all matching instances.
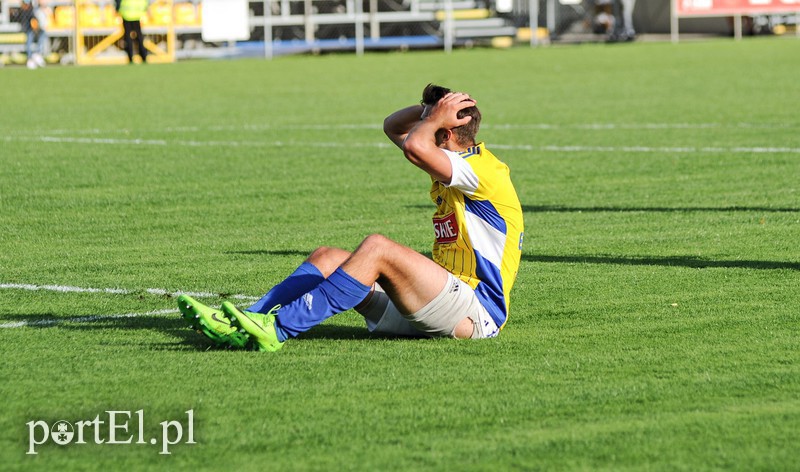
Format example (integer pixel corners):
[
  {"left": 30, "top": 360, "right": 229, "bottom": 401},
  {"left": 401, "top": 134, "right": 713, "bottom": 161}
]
[
  {"left": 247, "top": 262, "right": 325, "bottom": 314},
  {"left": 272, "top": 267, "right": 370, "bottom": 341}
]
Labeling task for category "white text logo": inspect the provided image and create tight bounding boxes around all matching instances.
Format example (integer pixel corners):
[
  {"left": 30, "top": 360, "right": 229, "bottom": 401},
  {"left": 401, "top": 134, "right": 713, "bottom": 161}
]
[{"left": 27, "top": 409, "right": 196, "bottom": 455}]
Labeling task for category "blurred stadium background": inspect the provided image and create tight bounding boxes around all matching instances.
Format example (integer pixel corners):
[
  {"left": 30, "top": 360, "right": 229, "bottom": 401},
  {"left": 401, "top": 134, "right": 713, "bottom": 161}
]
[{"left": 0, "top": 0, "right": 798, "bottom": 65}]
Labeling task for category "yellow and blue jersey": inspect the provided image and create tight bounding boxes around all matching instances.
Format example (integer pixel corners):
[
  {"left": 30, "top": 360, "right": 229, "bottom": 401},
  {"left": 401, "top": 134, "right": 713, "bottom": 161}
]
[{"left": 431, "top": 143, "right": 524, "bottom": 330}]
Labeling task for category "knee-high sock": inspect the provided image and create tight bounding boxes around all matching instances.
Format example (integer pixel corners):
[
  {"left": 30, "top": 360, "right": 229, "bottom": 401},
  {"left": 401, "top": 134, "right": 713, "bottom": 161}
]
[
  {"left": 273, "top": 267, "right": 370, "bottom": 341},
  {"left": 247, "top": 262, "right": 325, "bottom": 314}
]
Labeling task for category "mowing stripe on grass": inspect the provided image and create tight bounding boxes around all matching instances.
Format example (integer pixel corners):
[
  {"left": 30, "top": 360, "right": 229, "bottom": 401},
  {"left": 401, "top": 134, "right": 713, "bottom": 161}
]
[
  {"left": 10, "top": 121, "right": 799, "bottom": 135},
  {"left": 5, "top": 135, "right": 800, "bottom": 155}
]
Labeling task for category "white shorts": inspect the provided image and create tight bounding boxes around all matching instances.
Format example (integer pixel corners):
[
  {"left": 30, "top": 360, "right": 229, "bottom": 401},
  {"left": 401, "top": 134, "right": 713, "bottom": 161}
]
[{"left": 358, "top": 273, "right": 499, "bottom": 339}]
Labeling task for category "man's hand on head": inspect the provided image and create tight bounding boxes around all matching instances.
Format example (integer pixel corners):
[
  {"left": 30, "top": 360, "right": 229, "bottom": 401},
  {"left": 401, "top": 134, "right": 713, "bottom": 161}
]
[{"left": 427, "top": 93, "right": 477, "bottom": 129}]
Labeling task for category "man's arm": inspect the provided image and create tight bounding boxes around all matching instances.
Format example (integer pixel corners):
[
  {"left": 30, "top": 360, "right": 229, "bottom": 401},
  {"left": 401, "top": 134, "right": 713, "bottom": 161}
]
[
  {"left": 401, "top": 93, "right": 475, "bottom": 184},
  {"left": 383, "top": 105, "right": 425, "bottom": 150}
]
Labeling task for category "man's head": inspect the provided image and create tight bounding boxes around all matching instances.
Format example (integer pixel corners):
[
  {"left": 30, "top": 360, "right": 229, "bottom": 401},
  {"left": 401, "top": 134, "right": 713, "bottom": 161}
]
[{"left": 421, "top": 83, "right": 481, "bottom": 148}]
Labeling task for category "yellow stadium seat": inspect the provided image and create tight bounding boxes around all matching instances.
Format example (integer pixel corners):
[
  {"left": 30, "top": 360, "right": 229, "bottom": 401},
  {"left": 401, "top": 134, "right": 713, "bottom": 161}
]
[
  {"left": 54, "top": 6, "right": 75, "bottom": 29},
  {"left": 149, "top": 2, "right": 172, "bottom": 25},
  {"left": 174, "top": 2, "right": 197, "bottom": 26},
  {"left": 103, "top": 4, "right": 122, "bottom": 27},
  {"left": 79, "top": 3, "right": 103, "bottom": 27},
  {"left": 434, "top": 8, "right": 491, "bottom": 21}
]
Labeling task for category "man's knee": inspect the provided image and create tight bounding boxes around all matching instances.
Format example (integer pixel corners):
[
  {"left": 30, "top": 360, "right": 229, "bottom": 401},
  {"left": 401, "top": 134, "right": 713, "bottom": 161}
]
[
  {"left": 307, "top": 246, "right": 335, "bottom": 261},
  {"left": 306, "top": 246, "right": 349, "bottom": 276},
  {"left": 452, "top": 317, "right": 477, "bottom": 339},
  {"left": 358, "top": 234, "right": 396, "bottom": 253}
]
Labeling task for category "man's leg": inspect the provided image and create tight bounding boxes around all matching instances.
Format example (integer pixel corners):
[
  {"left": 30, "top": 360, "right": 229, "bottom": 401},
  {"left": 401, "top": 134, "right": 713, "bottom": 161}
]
[
  {"left": 32, "top": 31, "right": 46, "bottom": 67},
  {"left": 26, "top": 31, "right": 36, "bottom": 68},
  {"left": 133, "top": 20, "right": 147, "bottom": 62},
  {"left": 247, "top": 246, "right": 350, "bottom": 313},
  {"left": 338, "top": 234, "right": 447, "bottom": 315},
  {"left": 621, "top": 0, "right": 636, "bottom": 37},
  {"left": 39, "top": 30, "right": 48, "bottom": 56},
  {"left": 338, "top": 235, "right": 476, "bottom": 337},
  {"left": 275, "top": 234, "right": 450, "bottom": 339},
  {"left": 179, "top": 246, "right": 358, "bottom": 350},
  {"left": 122, "top": 21, "right": 134, "bottom": 62},
  {"left": 340, "top": 235, "right": 474, "bottom": 338},
  {"left": 227, "top": 234, "right": 474, "bottom": 350}
]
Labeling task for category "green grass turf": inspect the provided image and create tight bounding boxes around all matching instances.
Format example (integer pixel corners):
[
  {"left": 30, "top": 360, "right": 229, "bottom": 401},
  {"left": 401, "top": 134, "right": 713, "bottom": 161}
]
[{"left": 1, "top": 38, "right": 799, "bottom": 470}]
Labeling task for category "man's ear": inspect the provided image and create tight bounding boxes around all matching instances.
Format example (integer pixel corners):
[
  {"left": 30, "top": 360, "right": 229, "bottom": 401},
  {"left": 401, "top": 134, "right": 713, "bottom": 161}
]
[
  {"left": 443, "top": 129, "right": 453, "bottom": 143},
  {"left": 434, "top": 128, "right": 450, "bottom": 147}
]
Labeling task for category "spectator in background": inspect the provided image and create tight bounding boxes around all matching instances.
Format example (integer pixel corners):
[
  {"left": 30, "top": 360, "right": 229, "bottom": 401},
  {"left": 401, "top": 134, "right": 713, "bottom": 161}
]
[
  {"left": 616, "top": 0, "right": 636, "bottom": 41},
  {"left": 115, "top": 0, "right": 149, "bottom": 63},
  {"left": 591, "top": 0, "right": 615, "bottom": 38},
  {"left": 17, "top": 0, "right": 47, "bottom": 69}
]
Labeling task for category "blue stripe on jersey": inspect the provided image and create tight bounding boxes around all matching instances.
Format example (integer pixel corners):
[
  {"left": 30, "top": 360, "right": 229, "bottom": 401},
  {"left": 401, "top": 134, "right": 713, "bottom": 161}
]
[
  {"left": 458, "top": 145, "right": 481, "bottom": 159},
  {"left": 473, "top": 249, "right": 507, "bottom": 326},
  {"left": 464, "top": 197, "right": 507, "bottom": 234}
]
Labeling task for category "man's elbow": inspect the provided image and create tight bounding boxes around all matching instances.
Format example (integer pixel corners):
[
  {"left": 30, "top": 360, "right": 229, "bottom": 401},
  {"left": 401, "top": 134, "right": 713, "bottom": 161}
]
[
  {"left": 401, "top": 137, "right": 424, "bottom": 165},
  {"left": 382, "top": 116, "right": 393, "bottom": 138}
]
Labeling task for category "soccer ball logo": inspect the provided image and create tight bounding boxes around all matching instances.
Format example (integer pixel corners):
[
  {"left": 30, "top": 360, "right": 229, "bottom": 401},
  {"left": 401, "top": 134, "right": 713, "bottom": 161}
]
[{"left": 50, "top": 421, "right": 74, "bottom": 445}]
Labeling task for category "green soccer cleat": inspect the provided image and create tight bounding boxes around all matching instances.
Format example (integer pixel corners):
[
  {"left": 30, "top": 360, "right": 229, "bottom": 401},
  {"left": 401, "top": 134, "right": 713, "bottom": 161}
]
[
  {"left": 177, "top": 295, "right": 250, "bottom": 349},
  {"left": 222, "top": 302, "right": 284, "bottom": 352}
]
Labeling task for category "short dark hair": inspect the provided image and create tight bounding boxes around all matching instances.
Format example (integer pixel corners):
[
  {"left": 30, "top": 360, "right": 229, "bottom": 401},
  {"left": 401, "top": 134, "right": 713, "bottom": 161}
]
[
  {"left": 421, "top": 83, "right": 481, "bottom": 147},
  {"left": 421, "top": 83, "right": 451, "bottom": 106}
]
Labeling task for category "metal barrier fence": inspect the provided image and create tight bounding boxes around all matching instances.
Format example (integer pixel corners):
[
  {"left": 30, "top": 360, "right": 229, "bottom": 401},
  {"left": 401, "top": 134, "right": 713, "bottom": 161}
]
[
  {"left": 1, "top": 0, "right": 553, "bottom": 63},
  {"left": 8, "top": 1, "right": 790, "bottom": 65},
  {"left": 0, "top": 0, "right": 658, "bottom": 65}
]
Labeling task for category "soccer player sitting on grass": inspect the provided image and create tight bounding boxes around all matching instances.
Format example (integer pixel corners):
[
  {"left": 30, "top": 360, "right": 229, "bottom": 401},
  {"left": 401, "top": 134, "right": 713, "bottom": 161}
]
[{"left": 178, "top": 84, "right": 524, "bottom": 351}]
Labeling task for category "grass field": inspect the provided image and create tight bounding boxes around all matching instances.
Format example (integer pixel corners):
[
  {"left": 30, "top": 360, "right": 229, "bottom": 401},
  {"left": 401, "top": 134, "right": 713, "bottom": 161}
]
[{"left": 1, "top": 38, "right": 799, "bottom": 471}]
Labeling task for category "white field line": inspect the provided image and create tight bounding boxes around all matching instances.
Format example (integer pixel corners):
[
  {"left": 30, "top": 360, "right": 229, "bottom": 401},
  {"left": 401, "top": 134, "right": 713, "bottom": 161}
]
[
  {"left": 0, "top": 309, "right": 179, "bottom": 329},
  {"left": 8, "top": 121, "right": 798, "bottom": 136},
  {"left": 0, "top": 283, "right": 260, "bottom": 301},
  {"left": 0, "top": 283, "right": 260, "bottom": 329},
  {"left": 4, "top": 134, "right": 800, "bottom": 154}
]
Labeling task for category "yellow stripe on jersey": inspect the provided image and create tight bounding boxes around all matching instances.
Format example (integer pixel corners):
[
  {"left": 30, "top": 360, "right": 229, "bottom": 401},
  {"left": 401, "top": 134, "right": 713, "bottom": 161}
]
[{"left": 430, "top": 143, "right": 524, "bottom": 329}]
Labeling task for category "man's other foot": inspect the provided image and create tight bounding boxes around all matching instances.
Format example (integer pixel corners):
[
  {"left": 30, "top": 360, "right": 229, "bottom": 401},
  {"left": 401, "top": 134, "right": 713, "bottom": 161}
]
[
  {"left": 177, "top": 295, "right": 249, "bottom": 349},
  {"left": 222, "top": 302, "right": 284, "bottom": 352}
]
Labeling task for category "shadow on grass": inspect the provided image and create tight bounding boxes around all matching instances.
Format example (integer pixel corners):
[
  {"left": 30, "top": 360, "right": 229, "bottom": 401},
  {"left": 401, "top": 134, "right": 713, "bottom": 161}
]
[
  {"left": 229, "top": 249, "right": 798, "bottom": 271},
  {"left": 524, "top": 254, "right": 800, "bottom": 271},
  {"left": 296, "top": 324, "right": 426, "bottom": 341},
  {"left": 0, "top": 311, "right": 409, "bottom": 351},
  {"left": 0, "top": 313, "right": 208, "bottom": 349},
  {"left": 227, "top": 249, "right": 312, "bottom": 257}
]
